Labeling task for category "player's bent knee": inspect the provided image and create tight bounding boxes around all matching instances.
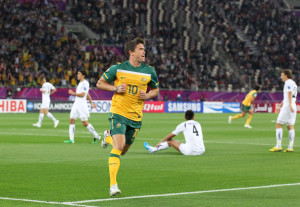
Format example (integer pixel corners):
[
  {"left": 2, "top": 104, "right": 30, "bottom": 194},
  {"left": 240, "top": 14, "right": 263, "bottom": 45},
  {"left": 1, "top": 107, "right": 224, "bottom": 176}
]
[{"left": 82, "top": 121, "right": 89, "bottom": 127}]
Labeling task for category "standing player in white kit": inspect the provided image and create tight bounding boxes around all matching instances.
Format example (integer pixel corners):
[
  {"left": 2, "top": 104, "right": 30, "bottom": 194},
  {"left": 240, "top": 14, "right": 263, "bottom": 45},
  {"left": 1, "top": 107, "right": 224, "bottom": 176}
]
[
  {"left": 64, "top": 70, "right": 101, "bottom": 144},
  {"left": 33, "top": 75, "right": 59, "bottom": 128},
  {"left": 270, "top": 69, "right": 298, "bottom": 152},
  {"left": 144, "top": 110, "right": 205, "bottom": 155}
]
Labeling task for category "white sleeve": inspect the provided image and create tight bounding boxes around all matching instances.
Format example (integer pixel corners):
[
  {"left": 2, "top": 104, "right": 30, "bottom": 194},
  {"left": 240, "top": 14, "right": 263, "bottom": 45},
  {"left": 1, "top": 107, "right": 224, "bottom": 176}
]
[
  {"left": 172, "top": 122, "right": 185, "bottom": 135},
  {"left": 286, "top": 82, "right": 293, "bottom": 92},
  {"left": 50, "top": 83, "right": 56, "bottom": 90}
]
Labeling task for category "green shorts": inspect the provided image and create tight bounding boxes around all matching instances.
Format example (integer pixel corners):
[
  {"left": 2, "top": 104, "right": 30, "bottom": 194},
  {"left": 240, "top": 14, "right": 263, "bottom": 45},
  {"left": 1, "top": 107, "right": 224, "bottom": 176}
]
[
  {"left": 108, "top": 113, "right": 142, "bottom": 145},
  {"left": 241, "top": 104, "right": 252, "bottom": 112}
]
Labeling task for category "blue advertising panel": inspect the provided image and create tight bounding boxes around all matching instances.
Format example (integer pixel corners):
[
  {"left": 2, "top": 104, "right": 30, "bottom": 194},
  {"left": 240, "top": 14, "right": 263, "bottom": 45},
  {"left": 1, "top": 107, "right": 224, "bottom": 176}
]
[
  {"left": 203, "top": 102, "right": 223, "bottom": 113},
  {"left": 222, "top": 102, "right": 241, "bottom": 113},
  {"left": 165, "top": 102, "right": 202, "bottom": 113},
  {"left": 88, "top": 100, "right": 111, "bottom": 113}
]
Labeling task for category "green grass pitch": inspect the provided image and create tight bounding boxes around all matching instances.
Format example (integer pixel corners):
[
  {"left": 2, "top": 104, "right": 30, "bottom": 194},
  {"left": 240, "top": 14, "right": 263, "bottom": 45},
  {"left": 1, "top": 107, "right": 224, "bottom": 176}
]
[{"left": 0, "top": 112, "right": 299, "bottom": 207}]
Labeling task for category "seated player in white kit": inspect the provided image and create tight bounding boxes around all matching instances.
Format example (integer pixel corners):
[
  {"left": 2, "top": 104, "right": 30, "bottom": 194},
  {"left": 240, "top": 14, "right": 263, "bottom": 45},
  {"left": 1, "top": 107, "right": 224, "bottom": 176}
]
[
  {"left": 144, "top": 110, "right": 205, "bottom": 155},
  {"left": 64, "top": 70, "right": 101, "bottom": 144},
  {"left": 33, "top": 75, "right": 59, "bottom": 128},
  {"left": 270, "top": 69, "right": 297, "bottom": 152}
]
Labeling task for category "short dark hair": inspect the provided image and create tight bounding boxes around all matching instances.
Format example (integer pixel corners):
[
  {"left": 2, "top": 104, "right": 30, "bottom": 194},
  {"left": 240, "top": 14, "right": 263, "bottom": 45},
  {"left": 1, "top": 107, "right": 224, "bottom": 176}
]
[
  {"left": 124, "top": 37, "right": 145, "bottom": 57},
  {"left": 78, "top": 70, "right": 87, "bottom": 77},
  {"left": 185, "top": 110, "right": 194, "bottom": 120},
  {"left": 254, "top": 85, "right": 261, "bottom": 91},
  {"left": 40, "top": 74, "right": 46, "bottom": 82},
  {"left": 281, "top": 69, "right": 292, "bottom": 79}
]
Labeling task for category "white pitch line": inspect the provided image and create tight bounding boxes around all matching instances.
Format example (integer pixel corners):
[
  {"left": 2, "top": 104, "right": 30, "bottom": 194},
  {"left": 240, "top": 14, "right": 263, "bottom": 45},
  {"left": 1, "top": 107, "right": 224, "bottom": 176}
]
[
  {"left": 1, "top": 183, "right": 300, "bottom": 206},
  {"left": 0, "top": 197, "right": 97, "bottom": 207},
  {"left": 67, "top": 182, "right": 300, "bottom": 204}
]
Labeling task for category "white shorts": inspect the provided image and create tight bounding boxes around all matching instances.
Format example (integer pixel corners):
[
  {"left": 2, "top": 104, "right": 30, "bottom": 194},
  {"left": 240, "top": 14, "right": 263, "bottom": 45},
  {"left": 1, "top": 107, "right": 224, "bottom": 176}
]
[
  {"left": 179, "top": 144, "right": 205, "bottom": 156},
  {"left": 41, "top": 100, "right": 50, "bottom": 109},
  {"left": 277, "top": 105, "right": 297, "bottom": 125},
  {"left": 70, "top": 105, "right": 90, "bottom": 121}
]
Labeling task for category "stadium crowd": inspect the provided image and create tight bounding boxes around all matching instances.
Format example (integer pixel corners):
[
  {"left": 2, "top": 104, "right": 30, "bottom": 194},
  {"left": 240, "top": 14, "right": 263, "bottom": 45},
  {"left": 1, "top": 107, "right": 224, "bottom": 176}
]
[{"left": 0, "top": 0, "right": 299, "bottom": 91}]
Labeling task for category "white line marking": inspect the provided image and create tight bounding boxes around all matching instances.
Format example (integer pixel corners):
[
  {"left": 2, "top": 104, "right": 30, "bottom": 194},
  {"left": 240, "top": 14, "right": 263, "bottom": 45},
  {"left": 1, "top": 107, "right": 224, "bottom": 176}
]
[
  {"left": 68, "top": 182, "right": 300, "bottom": 203},
  {"left": 1, "top": 183, "right": 300, "bottom": 206},
  {"left": 0, "top": 197, "right": 97, "bottom": 207}
]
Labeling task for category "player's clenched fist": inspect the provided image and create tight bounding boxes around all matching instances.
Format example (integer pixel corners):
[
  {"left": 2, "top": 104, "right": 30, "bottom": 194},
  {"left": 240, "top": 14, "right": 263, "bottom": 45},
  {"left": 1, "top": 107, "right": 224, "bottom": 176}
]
[
  {"left": 139, "top": 90, "right": 147, "bottom": 99},
  {"left": 115, "top": 84, "right": 126, "bottom": 93}
]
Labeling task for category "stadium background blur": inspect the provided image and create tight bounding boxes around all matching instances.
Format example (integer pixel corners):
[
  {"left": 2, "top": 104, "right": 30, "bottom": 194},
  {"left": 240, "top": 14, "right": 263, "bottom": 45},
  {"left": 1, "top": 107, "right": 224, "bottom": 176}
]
[{"left": 0, "top": 0, "right": 299, "bottom": 102}]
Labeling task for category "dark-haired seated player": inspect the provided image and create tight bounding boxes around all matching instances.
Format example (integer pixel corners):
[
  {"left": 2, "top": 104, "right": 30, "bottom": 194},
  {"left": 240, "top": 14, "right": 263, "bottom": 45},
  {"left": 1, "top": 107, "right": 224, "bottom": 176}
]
[{"left": 144, "top": 110, "right": 205, "bottom": 156}]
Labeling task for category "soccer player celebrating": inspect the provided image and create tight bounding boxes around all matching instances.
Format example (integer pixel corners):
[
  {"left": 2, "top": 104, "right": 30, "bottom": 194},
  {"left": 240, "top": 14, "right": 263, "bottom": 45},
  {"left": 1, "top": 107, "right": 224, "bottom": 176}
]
[
  {"left": 228, "top": 85, "right": 261, "bottom": 128},
  {"left": 64, "top": 70, "right": 101, "bottom": 144},
  {"left": 270, "top": 69, "right": 297, "bottom": 152},
  {"left": 144, "top": 110, "right": 205, "bottom": 156},
  {"left": 33, "top": 75, "right": 59, "bottom": 128},
  {"left": 96, "top": 37, "right": 159, "bottom": 196}
]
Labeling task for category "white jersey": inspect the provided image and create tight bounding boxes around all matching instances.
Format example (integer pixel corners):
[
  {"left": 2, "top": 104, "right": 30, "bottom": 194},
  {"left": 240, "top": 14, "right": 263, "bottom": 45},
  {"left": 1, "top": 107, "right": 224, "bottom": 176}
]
[
  {"left": 277, "top": 79, "right": 297, "bottom": 125},
  {"left": 283, "top": 79, "right": 297, "bottom": 106},
  {"left": 172, "top": 120, "right": 205, "bottom": 152},
  {"left": 74, "top": 80, "right": 89, "bottom": 107},
  {"left": 41, "top": 82, "right": 55, "bottom": 104}
]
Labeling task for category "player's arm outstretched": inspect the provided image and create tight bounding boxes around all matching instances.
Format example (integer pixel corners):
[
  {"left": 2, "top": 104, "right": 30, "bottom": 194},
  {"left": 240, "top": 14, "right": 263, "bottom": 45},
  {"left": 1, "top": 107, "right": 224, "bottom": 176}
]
[{"left": 155, "top": 133, "right": 176, "bottom": 147}]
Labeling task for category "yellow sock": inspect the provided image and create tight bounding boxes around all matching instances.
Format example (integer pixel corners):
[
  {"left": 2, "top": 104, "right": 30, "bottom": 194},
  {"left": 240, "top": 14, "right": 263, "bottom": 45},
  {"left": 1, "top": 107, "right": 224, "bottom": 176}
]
[
  {"left": 231, "top": 114, "right": 242, "bottom": 120},
  {"left": 105, "top": 135, "right": 113, "bottom": 145},
  {"left": 245, "top": 114, "right": 253, "bottom": 125},
  {"left": 109, "top": 148, "right": 122, "bottom": 187}
]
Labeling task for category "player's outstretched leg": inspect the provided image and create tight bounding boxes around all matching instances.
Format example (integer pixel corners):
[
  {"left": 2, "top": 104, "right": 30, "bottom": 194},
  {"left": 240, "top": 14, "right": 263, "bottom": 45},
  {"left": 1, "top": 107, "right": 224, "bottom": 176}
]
[
  {"left": 86, "top": 123, "right": 101, "bottom": 143},
  {"left": 144, "top": 142, "right": 156, "bottom": 153},
  {"left": 144, "top": 141, "right": 170, "bottom": 153}
]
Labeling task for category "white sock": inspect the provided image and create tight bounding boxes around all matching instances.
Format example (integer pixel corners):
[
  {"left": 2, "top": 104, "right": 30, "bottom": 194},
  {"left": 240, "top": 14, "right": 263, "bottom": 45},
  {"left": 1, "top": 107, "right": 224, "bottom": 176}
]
[
  {"left": 276, "top": 128, "right": 282, "bottom": 148},
  {"left": 86, "top": 123, "right": 99, "bottom": 139},
  {"left": 38, "top": 113, "right": 44, "bottom": 125},
  {"left": 288, "top": 129, "right": 295, "bottom": 149},
  {"left": 69, "top": 124, "right": 75, "bottom": 141},
  {"left": 47, "top": 112, "right": 57, "bottom": 122},
  {"left": 156, "top": 141, "right": 170, "bottom": 152}
]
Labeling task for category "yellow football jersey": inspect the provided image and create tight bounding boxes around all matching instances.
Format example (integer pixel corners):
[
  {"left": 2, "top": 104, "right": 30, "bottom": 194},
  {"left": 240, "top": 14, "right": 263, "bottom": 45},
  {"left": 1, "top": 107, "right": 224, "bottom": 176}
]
[
  {"left": 242, "top": 90, "right": 258, "bottom": 106},
  {"left": 103, "top": 61, "right": 159, "bottom": 121}
]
